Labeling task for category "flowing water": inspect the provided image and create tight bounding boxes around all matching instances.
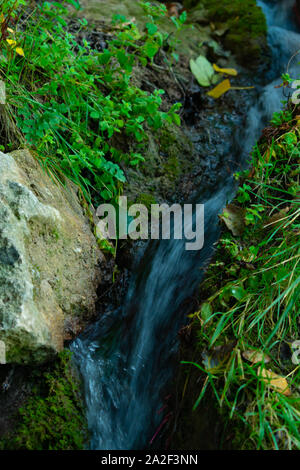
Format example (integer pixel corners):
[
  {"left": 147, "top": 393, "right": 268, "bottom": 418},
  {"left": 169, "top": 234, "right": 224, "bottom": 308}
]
[{"left": 71, "top": 0, "right": 300, "bottom": 450}]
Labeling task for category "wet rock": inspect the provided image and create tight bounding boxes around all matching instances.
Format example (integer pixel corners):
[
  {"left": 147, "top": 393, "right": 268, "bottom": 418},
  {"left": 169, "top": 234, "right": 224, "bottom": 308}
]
[{"left": 0, "top": 149, "right": 102, "bottom": 364}]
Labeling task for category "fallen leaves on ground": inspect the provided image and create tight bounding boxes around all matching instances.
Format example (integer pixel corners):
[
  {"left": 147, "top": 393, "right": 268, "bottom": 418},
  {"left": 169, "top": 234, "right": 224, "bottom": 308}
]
[
  {"left": 190, "top": 55, "right": 216, "bottom": 87},
  {"left": 207, "top": 78, "right": 231, "bottom": 98},
  {"left": 213, "top": 63, "right": 238, "bottom": 76},
  {"left": 219, "top": 203, "right": 245, "bottom": 236},
  {"left": 258, "top": 367, "right": 292, "bottom": 396},
  {"left": 166, "top": 2, "right": 182, "bottom": 17},
  {"left": 242, "top": 349, "right": 271, "bottom": 364},
  {"left": 202, "top": 341, "right": 236, "bottom": 371},
  {"left": 212, "top": 25, "right": 230, "bottom": 37},
  {"left": 200, "top": 302, "right": 213, "bottom": 322}
]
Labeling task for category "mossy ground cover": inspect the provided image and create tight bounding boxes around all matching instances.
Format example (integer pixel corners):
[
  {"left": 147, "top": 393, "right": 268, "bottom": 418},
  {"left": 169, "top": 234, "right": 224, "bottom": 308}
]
[
  {"left": 184, "top": 0, "right": 268, "bottom": 66},
  {"left": 0, "top": 351, "right": 88, "bottom": 450},
  {"left": 174, "top": 105, "right": 300, "bottom": 450}
]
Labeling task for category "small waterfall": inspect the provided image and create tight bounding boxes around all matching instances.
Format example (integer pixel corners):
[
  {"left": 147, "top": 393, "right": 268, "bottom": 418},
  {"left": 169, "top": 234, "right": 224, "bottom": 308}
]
[
  {"left": 71, "top": 0, "right": 300, "bottom": 450},
  {"left": 241, "top": 1, "right": 300, "bottom": 157},
  {"left": 257, "top": 0, "right": 296, "bottom": 30},
  {"left": 72, "top": 184, "right": 234, "bottom": 450}
]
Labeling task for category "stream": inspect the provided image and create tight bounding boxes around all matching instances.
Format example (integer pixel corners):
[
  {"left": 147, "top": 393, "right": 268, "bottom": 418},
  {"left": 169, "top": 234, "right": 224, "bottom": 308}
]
[{"left": 71, "top": 0, "right": 300, "bottom": 450}]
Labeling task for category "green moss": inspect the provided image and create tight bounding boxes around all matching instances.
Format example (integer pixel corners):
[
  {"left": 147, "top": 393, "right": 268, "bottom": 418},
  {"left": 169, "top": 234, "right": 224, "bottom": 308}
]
[
  {"left": 0, "top": 350, "right": 88, "bottom": 450},
  {"left": 163, "top": 155, "right": 181, "bottom": 181},
  {"left": 136, "top": 192, "right": 157, "bottom": 210},
  {"left": 185, "top": 0, "right": 268, "bottom": 66},
  {"left": 159, "top": 123, "right": 192, "bottom": 181},
  {"left": 159, "top": 126, "right": 177, "bottom": 149},
  {"left": 126, "top": 121, "right": 193, "bottom": 202}
]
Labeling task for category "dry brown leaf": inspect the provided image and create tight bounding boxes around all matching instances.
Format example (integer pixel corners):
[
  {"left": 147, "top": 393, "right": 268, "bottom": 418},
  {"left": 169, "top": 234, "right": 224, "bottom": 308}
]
[
  {"left": 242, "top": 349, "right": 271, "bottom": 364},
  {"left": 202, "top": 341, "right": 236, "bottom": 371},
  {"left": 263, "top": 207, "right": 290, "bottom": 230},
  {"left": 166, "top": 2, "right": 182, "bottom": 18},
  {"left": 264, "top": 148, "right": 276, "bottom": 163},
  {"left": 220, "top": 204, "right": 245, "bottom": 236},
  {"left": 258, "top": 367, "right": 292, "bottom": 396}
]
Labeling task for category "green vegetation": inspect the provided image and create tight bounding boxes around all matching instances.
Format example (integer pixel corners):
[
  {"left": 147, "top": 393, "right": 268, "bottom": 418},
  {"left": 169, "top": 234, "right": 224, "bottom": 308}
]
[
  {"left": 1, "top": 0, "right": 298, "bottom": 453},
  {"left": 181, "top": 102, "right": 300, "bottom": 449},
  {"left": 0, "top": 351, "right": 87, "bottom": 450},
  {"left": 0, "top": 0, "right": 184, "bottom": 203}
]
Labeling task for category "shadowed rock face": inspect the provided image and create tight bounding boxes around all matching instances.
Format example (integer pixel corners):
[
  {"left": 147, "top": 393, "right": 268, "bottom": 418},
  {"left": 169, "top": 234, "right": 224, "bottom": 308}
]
[{"left": 0, "top": 149, "right": 102, "bottom": 364}]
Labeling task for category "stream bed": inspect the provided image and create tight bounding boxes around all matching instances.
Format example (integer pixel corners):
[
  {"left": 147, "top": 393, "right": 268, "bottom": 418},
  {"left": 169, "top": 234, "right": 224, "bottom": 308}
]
[{"left": 71, "top": 0, "right": 300, "bottom": 450}]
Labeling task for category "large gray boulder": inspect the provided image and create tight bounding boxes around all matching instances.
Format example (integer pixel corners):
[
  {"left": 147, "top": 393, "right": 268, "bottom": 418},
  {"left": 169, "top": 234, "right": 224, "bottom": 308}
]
[{"left": 0, "top": 149, "right": 102, "bottom": 364}]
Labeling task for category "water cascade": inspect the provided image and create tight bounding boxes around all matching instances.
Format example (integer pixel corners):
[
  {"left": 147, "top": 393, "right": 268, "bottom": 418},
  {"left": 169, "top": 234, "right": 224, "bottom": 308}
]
[{"left": 71, "top": 0, "right": 300, "bottom": 450}]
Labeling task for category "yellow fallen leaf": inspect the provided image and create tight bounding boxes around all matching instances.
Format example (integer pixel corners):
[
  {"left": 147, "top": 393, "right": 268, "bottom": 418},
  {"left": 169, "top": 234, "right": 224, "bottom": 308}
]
[
  {"left": 258, "top": 367, "right": 292, "bottom": 396},
  {"left": 5, "top": 39, "right": 24, "bottom": 57},
  {"left": 15, "top": 47, "right": 25, "bottom": 57},
  {"left": 213, "top": 63, "right": 238, "bottom": 76},
  {"left": 242, "top": 350, "right": 271, "bottom": 364},
  {"left": 7, "top": 28, "right": 14, "bottom": 33},
  {"left": 207, "top": 79, "right": 231, "bottom": 99},
  {"left": 0, "top": 13, "right": 4, "bottom": 23},
  {"left": 6, "top": 39, "right": 17, "bottom": 48}
]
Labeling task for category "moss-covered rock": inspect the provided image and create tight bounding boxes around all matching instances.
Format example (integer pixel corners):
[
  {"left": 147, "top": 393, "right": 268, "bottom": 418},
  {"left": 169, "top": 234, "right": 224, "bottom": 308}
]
[
  {"left": 125, "top": 122, "right": 193, "bottom": 203},
  {"left": 135, "top": 193, "right": 157, "bottom": 210},
  {"left": 0, "top": 351, "right": 88, "bottom": 450},
  {"left": 184, "top": 0, "right": 268, "bottom": 67}
]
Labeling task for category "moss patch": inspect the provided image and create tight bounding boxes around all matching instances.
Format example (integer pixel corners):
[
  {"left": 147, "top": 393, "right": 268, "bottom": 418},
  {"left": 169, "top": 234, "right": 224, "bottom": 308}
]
[
  {"left": 136, "top": 192, "right": 157, "bottom": 210},
  {"left": 126, "top": 121, "right": 193, "bottom": 203},
  {"left": 0, "top": 351, "right": 88, "bottom": 450}
]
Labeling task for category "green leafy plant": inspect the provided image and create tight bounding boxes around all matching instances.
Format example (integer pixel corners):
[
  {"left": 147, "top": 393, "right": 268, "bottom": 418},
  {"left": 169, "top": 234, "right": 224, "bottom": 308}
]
[
  {"left": 0, "top": 0, "right": 182, "bottom": 204},
  {"left": 271, "top": 109, "right": 293, "bottom": 126}
]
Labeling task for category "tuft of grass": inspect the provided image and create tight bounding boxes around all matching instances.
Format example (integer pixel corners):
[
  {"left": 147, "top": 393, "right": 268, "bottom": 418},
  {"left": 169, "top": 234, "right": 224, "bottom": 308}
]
[{"left": 182, "top": 104, "right": 300, "bottom": 450}]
